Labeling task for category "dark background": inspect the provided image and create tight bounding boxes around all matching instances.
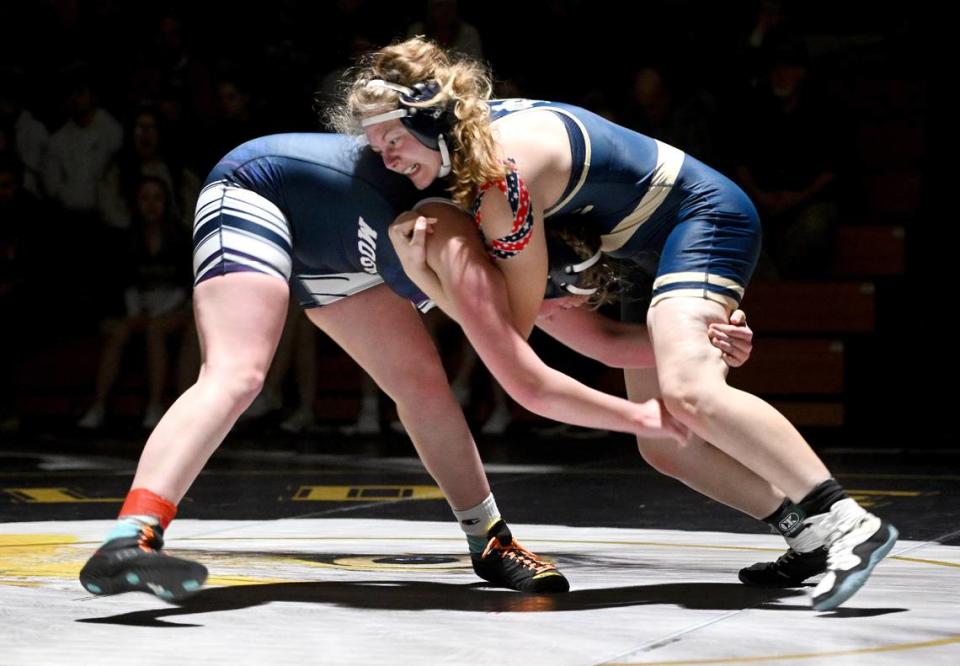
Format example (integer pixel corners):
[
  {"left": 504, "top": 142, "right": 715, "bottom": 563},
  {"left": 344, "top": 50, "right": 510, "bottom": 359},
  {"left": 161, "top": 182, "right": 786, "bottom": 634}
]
[{"left": 0, "top": 1, "right": 939, "bottom": 451}]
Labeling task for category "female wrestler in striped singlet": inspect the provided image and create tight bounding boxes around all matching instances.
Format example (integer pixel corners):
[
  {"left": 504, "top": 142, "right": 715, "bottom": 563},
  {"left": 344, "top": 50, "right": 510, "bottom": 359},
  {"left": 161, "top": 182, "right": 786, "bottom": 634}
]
[{"left": 78, "top": 133, "right": 585, "bottom": 600}]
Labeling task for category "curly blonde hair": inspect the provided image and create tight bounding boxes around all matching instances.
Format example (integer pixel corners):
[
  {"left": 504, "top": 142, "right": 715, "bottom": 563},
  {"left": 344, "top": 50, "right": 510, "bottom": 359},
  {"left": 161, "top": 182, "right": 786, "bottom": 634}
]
[{"left": 327, "top": 37, "right": 504, "bottom": 207}]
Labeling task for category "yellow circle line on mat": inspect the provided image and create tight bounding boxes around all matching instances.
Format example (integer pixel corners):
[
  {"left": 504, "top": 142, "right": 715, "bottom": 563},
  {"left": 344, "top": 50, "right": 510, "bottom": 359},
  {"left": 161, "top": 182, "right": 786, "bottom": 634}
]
[
  {"left": 1, "top": 533, "right": 956, "bottom": 588},
  {"left": 3, "top": 534, "right": 948, "bottom": 568},
  {"left": 164, "top": 536, "right": 958, "bottom": 567}
]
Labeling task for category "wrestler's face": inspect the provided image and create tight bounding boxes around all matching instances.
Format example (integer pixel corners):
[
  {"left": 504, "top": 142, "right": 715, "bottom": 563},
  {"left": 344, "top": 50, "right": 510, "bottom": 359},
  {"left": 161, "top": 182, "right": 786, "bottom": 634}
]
[{"left": 365, "top": 119, "right": 441, "bottom": 189}]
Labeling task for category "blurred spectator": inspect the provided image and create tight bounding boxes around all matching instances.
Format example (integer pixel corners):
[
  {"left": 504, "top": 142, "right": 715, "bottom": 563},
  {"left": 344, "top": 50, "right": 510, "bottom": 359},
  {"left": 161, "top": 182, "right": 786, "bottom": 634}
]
[
  {"left": 312, "top": 0, "right": 374, "bottom": 69},
  {"left": 315, "top": 32, "right": 378, "bottom": 114},
  {"left": 579, "top": 89, "right": 619, "bottom": 123},
  {"left": 77, "top": 177, "right": 196, "bottom": 430},
  {"left": 42, "top": 63, "right": 123, "bottom": 219},
  {"left": 621, "top": 64, "right": 719, "bottom": 163},
  {"left": 741, "top": 0, "right": 791, "bottom": 90},
  {"left": 42, "top": 63, "right": 124, "bottom": 318},
  {"left": 405, "top": 0, "right": 483, "bottom": 60},
  {"left": 204, "top": 72, "right": 263, "bottom": 168},
  {"left": 99, "top": 105, "right": 200, "bottom": 230},
  {"left": 734, "top": 37, "right": 841, "bottom": 279},
  {"left": 155, "top": 79, "right": 205, "bottom": 173},
  {"left": 129, "top": 11, "right": 215, "bottom": 122},
  {"left": 0, "top": 67, "right": 50, "bottom": 198}
]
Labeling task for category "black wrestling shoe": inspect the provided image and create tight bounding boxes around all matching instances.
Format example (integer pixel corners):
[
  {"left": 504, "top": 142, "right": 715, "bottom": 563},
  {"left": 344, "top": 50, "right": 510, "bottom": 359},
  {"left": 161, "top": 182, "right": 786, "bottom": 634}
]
[
  {"left": 79, "top": 523, "right": 207, "bottom": 602},
  {"left": 471, "top": 520, "right": 569, "bottom": 593}
]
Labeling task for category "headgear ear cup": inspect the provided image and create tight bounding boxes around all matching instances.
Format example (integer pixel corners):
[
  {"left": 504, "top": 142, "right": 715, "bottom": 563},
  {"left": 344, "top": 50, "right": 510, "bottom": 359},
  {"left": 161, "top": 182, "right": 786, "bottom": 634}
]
[
  {"left": 361, "top": 80, "right": 456, "bottom": 176},
  {"left": 545, "top": 235, "right": 602, "bottom": 298}
]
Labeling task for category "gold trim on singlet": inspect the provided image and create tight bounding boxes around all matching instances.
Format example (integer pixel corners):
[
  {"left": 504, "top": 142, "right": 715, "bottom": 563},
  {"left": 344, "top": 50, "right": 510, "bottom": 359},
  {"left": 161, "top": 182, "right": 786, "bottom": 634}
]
[
  {"left": 490, "top": 103, "right": 592, "bottom": 217},
  {"left": 600, "top": 140, "right": 685, "bottom": 253}
]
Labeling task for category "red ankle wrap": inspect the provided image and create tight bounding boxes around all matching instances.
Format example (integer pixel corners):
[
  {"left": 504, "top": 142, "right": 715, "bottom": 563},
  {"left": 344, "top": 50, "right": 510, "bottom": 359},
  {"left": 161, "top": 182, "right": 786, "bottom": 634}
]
[{"left": 119, "top": 488, "right": 177, "bottom": 530}]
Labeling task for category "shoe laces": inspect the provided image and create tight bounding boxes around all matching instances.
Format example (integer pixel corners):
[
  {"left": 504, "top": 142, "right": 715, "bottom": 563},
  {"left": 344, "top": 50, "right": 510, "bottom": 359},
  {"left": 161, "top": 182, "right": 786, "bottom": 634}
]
[
  {"left": 776, "top": 548, "right": 801, "bottom": 566},
  {"left": 481, "top": 536, "right": 556, "bottom": 575},
  {"left": 137, "top": 525, "right": 163, "bottom": 553}
]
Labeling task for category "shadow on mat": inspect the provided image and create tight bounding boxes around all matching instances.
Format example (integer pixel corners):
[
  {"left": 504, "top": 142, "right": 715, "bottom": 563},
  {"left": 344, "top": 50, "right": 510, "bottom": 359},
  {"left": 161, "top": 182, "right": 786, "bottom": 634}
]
[{"left": 74, "top": 580, "right": 904, "bottom": 627}]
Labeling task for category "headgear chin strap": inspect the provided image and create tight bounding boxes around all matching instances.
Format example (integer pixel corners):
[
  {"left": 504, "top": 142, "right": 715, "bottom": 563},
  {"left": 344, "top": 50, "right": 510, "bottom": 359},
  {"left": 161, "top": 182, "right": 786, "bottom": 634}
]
[
  {"left": 361, "top": 79, "right": 454, "bottom": 177},
  {"left": 545, "top": 235, "right": 602, "bottom": 299}
]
